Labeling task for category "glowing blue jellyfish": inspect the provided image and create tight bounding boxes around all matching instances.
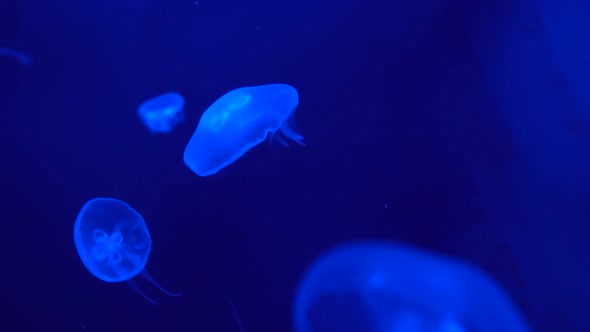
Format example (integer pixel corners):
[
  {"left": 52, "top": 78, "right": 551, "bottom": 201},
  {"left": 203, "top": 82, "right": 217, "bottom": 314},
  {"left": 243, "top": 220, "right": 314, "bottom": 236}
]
[
  {"left": 183, "top": 83, "right": 303, "bottom": 177},
  {"left": 73, "top": 197, "right": 181, "bottom": 305},
  {"left": 0, "top": 47, "right": 31, "bottom": 66},
  {"left": 137, "top": 92, "right": 185, "bottom": 133},
  {"left": 294, "top": 241, "right": 531, "bottom": 332}
]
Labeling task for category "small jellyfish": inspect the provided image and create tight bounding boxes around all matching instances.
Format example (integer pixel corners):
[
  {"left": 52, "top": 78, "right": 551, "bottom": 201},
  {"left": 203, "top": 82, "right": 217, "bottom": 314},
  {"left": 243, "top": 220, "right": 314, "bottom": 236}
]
[
  {"left": 0, "top": 47, "right": 32, "bottom": 66},
  {"left": 73, "top": 197, "right": 181, "bottom": 305},
  {"left": 183, "top": 83, "right": 303, "bottom": 177},
  {"left": 293, "top": 241, "right": 531, "bottom": 332},
  {"left": 137, "top": 92, "right": 185, "bottom": 133}
]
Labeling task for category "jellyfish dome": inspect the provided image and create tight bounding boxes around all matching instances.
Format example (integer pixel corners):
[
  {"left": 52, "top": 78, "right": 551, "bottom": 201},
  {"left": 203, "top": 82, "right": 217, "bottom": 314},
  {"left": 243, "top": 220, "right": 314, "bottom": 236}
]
[
  {"left": 73, "top": 197, "right": 152, "bottom": 282},
  {"left": 138, "top": 92, "right": 185, "bottom": 133},
  {"left": 293, "top": 241, "right": 531, "bottom": 332},
  {"left": 73, "top": 198, "right": 181, "bottom": 304},
  {"left": 183, "top": 83, "right": 303, "bottom": 177}
]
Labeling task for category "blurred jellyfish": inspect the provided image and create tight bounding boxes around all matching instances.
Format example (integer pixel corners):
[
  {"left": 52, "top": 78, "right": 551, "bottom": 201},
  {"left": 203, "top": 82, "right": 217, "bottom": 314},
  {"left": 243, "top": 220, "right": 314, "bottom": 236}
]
[
  {"left": 0, "top": 47, "right": 31, "bottom": 66},
  {"left": 183, "top": 83, "right": 303, "bottom": 177},
  {"left": 73, "top": 197, "right": 181, "bottom": 305},
  {"left": 293, "top": 241, "right": 531, "bottom": 332},
  {"left": 138, "top": 92, "right": 185, "bottom": 133}
]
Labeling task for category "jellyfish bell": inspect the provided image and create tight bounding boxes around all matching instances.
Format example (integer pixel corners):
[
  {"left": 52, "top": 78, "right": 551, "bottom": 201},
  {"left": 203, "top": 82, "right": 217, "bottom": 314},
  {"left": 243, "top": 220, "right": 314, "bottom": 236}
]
[
  {"left": 138, "top": 92, "right": 185, "bottom": 134},
  {"left": 73, "top": 197, "right": 181, "bottom": 304},
  {"left": 183, "top": 83, "right": 303, "bottom": 177},
  {"left": 293, "top": 241, "right": 531, "bottom": 332}
]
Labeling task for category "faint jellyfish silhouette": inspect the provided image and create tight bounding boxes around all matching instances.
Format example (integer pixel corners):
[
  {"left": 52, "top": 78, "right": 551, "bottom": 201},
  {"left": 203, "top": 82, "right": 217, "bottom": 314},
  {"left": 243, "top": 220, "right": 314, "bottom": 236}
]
[
  {"left": 183, "top": 83, "right": 303, "bottom": 177},
  {"left": 293, "top": 241, "right": 531, "bottom": 332},
  {"left": 0, "top": 47, "right": 32, "bottom": 66},
  {"left": 138, "top": 92, "right": 185, "bottom": 133},
  {"left": 73, "top": 197, "right": 181, "bottom": 304}
]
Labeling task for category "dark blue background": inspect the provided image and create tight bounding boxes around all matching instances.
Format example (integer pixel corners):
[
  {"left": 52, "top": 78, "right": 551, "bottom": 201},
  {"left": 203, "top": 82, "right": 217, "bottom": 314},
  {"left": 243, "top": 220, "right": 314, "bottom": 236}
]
[{"left": 1, "top": 0, "right": 588, "bottom": 331}]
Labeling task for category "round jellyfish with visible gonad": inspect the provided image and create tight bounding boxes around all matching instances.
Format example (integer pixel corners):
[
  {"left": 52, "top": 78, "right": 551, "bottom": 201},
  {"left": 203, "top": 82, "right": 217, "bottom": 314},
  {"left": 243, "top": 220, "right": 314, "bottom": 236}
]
[
  {"left": 73, "top": 198, "right": 181, "bottom": 305},
  {"left": 183, "top": 83, "right": 303, "bottom": 177},
  {"left": 137, "top": 92, "right": 185, "bottom": 133},
  {"left": 293, "top": 241, "right": 531, "bottom": 332}
]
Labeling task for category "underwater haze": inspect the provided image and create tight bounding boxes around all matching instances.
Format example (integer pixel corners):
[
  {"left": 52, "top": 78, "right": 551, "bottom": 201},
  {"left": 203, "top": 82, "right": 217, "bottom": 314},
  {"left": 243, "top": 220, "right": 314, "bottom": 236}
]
[{"left": 0, "top": 0, "right": 589, "bottom": 331}]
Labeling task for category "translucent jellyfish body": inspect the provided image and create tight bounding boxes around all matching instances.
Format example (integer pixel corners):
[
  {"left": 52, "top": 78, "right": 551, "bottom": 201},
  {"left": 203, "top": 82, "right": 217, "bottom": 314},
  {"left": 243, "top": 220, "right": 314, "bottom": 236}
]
[
  {"left": 73, "top": 197, "right": 181, "bottom": 304},
  {"left": 137, "top": 92, "right": 185, "bottom": 133},
  {"left": 183, "top": 83, "right": 303, "bottom": 177},
  {"left": 293, "top": 241, "right": 531, "bottom": 332},
  {"left": 0, "top": 47, "right": 32, "bottom": 66}
]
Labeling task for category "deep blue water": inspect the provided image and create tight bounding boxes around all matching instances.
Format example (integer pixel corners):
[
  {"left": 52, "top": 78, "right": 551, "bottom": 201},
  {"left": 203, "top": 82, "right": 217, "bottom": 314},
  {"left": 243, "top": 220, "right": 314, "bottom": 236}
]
[{"left": 1, "top": 0, "right": 589, "bottom": 331}]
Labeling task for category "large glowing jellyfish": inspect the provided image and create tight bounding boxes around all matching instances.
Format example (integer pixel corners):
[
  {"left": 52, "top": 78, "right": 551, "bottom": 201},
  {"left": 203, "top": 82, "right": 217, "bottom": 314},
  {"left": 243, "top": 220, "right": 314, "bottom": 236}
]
[
  {"left": 137, "top": 92, "right": 185, "bottom": 133},
  {"left": 293, "top": 241, "right": 531, "bottom": 332},
  {"left": 73, "top": 197, "right": 181, "bottom": 305},
  {"left": 183, "top": 83, "right": 303, "bottom": 176}
]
